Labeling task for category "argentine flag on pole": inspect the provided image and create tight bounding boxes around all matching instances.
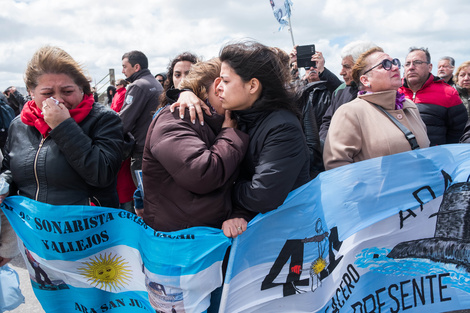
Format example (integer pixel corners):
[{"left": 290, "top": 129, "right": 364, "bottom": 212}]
[{"left": 269, "top": 0, "right": 293, "bottom": 30}]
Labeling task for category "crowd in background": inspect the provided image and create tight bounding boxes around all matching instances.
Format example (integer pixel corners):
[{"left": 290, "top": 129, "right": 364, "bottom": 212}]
[{"left": 0, "top": 39, "right": 470, "bottom": 311}]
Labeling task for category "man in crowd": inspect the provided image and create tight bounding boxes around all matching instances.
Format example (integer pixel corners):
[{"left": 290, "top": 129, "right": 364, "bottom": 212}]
[
  {"left": 437, "top": 56, "right": 455, "bottom": 86},
  {"left": 299, "top": 52, "right": 342, "bottom": 128},
  {"left": 120, "top": 50, "right": 163, "bottom": 186},
  {"left": 399, "top": 47, "right": 466, "bottom": 146},
  {"left": 319, "top": 41, "right": 378, "bottom": 141},
  {"left": 295, "top": 51, "right": 340, "bottom": 178},
  {"left": 303, "top": 67, "right": 320, "bottom": 83},
  {"left": 3, "top": 86, "right": 25, "bottom": 116}
]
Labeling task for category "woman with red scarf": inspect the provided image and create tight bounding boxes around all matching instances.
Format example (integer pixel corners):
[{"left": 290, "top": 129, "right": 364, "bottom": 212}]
[{"left": 0, "top": 46, "right": 124, "bottom": 207}]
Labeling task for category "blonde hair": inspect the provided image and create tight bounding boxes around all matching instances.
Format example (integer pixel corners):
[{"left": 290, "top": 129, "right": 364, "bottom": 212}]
[
  {"left": 351, "top": 47, "right": 384, "bottom": 89},
  {"left": 24, "top": 46, "right": 91, "bottom": 94},
  {"left": 454, "top": 61, "right": 470, "bottom": 86},
  {"left": 178, "top": 58, "right": 221, "bottom": 101}
]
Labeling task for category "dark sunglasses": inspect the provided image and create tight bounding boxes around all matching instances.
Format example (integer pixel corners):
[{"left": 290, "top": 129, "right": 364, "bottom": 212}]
[{"left": 363, "top": 58, "right": 401, "bottom": 75}]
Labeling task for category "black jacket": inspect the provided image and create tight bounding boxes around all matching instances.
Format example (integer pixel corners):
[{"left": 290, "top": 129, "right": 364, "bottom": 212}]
[
  {"left": 456, "top": 85, "right": 470, "bottom": 119},
  {"left": 232, "top": 108, "right": 310, "bottom": 217},
  {"left": 6, "top": 90, "right": 26, "bottom": 116},
  {"left": 296, "top": 81, "right": 331, "bottom": 178},
  {"left": 318, "top": 67, "right": 342, "bottom": 94},
  {"left": 319, "top": 82, "right": 359, "bottom": 141},
  {"left": 460, "top": 120, "right": 470, "bottom": 143},
  {"left": 121, "top": 69, "right": 163, "bottom": 156},
  {"left": 1, "top": 103, "right": 124, "bottom": 207},
  {"left": 298, "top": 81, "right": 332, "bottom": 131}
]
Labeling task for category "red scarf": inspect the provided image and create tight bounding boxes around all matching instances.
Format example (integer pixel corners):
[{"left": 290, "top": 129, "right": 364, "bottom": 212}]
[{"left": 21, "top": 94, "right": 94, "bottom": 137}]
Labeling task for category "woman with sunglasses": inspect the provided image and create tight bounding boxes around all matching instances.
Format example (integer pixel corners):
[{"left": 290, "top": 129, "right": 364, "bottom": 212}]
[
  {"left": 110, "top": 79, "right": 128, "bottom": 113},
  {"left": 323, "top": 47, "right": 429, "bottom": 170}
]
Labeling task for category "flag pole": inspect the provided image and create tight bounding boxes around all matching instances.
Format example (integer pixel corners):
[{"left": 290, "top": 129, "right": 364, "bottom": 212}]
[{"left": 287, "top": 13, "right": 295, "bottom": 46}]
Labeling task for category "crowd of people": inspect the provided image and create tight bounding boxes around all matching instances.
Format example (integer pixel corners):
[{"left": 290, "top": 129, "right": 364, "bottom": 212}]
[{"left": 0, "top": 39, "right": 469, "bottom": 311}]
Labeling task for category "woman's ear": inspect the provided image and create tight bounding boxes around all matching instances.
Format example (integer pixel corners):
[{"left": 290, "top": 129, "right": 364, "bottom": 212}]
[
  {"left": 248, "top": 78, "right": 261, "bottom": 95},
  {"left": 214, "top": 77, "right": 222, "bottom": 89},
  {"left": 213, "top": 77, "right": 222, "bottom": 96},
  {"left": 359, "top": 74, "right": 369, "bottom": 88}
]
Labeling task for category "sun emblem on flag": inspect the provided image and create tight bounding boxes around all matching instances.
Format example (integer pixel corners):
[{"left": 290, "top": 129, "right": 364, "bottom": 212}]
[
  {"left": 77, "top": 253, "right": 132, "bottom": 291},
  {"left": 310, "top": 257, "right": 327, "bottom": 275}
]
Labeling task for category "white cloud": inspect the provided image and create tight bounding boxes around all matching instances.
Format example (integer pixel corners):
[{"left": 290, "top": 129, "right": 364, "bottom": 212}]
[{"left": 1, "top": 0, "right": 469, "bottom": 93}]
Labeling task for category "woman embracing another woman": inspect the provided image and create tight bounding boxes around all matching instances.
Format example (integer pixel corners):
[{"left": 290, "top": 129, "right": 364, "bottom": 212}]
[
  {"left": 142, "top": 57, "right": 250, "bottom": 234},
  {"left": 175, "top": 41, "right": 310, "bottom": 220},
  {"left": 217, "top": 42, "right": 310, "bottom": 218}
]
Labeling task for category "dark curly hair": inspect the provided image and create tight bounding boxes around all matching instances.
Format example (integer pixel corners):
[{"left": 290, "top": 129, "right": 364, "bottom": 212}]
[{"left": 159, "top": 52, "right": 199, "bottom": 107}]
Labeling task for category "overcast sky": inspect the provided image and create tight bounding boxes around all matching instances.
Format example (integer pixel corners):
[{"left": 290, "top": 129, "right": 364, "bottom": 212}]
[{"left": 1, "top": 0, "right": 468, "bottom": 95}]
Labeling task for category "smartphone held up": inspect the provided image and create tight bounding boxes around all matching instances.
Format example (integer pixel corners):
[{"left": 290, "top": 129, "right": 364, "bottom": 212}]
[{"left": 296, "top": 44, "right": 316, "bottom": 69}]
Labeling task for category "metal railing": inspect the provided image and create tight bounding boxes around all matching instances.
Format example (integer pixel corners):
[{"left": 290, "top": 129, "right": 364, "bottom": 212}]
[{"left": 93, "top": 69, "right": 115, "bottom": 105}]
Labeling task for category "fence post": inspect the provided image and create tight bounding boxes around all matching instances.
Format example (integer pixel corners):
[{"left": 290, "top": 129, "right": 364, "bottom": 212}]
[{"left": 109, "top": 69, "right": 115, "bottom": 86}]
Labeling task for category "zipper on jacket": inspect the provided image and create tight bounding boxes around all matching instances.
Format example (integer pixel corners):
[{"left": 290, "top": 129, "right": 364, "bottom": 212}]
[
  {"left": 34, "top": 136, "right": 48, "bottom": 201},
  {"left": 412, "top": 92, "right": 416, "bottom": 102},
  {"left": 89, "top": 196, "right": 101, "bottom": 207}
]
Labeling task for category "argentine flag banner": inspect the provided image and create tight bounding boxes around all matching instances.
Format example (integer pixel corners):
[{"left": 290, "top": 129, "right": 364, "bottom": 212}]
[
  {"left": 220, "top": 144, "right": 470, "bottom": 312},
  {"left": 3, "top": 144, "right": 470, "bottom": 312},
  {"left": 2, "top": 197, "right": 231, "bottom": 313}
]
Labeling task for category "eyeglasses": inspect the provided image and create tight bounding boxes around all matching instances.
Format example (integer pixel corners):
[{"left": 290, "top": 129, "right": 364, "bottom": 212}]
[
  {"left": 363, "top": 58, "right": 401, "bottom": 75},
  {"left": 404, "top": 60, "right": 429, "bottom": 68}
]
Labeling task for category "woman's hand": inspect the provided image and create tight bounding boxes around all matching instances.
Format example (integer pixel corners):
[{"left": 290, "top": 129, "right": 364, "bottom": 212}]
[
  {"left": 311, "top": 51, "right": 325, "bottom": 74},
  {"left": 0, "top": 256, "right": 12, "bottom": 267},
  {"left": 135, "top": 208, "right": 144, "bottom": 218},
  {"left": 170, "top": 91, "right": 211, "bottom": 125},
  {"left": 222, "top": 110, "right": 237, "bottom": 129},
  {"left": 42, "top": 98, "right": 71, "bottom": 129},
  {"left": 222, "top": 218, "right": 247, "bottom": 238},
  {"left": 0, "top": 192, "right": 9, "bottom": 205},
  {"left": 289, "top": 45, "right": 298, "bottom": 63}
]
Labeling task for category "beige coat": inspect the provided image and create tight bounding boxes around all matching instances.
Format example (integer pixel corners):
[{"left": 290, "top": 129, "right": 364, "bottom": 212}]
[{"left": 323, "top": 90, "right": 430, "bottom": 170}]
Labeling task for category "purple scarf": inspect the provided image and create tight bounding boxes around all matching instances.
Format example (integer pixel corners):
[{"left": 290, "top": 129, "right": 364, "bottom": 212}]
[{"left": 358, "top": 90, "right": 406, "bottom": 110}]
